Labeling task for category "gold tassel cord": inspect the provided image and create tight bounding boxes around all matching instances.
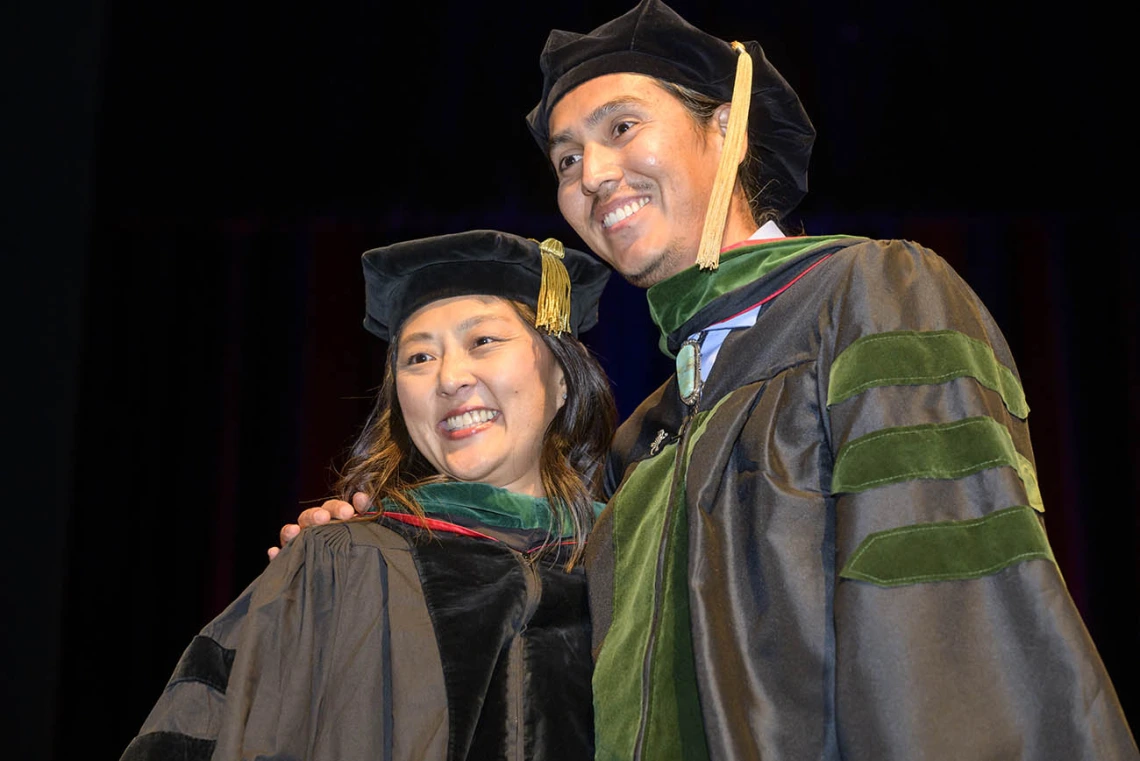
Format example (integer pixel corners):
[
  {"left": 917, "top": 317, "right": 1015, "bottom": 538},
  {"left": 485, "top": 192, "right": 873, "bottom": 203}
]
[
  {"left": 534, "top": 237, "right": 572, "bottom": 336},
  {"left": 695, "top": 41, "right": 753, "bottom": 271}
]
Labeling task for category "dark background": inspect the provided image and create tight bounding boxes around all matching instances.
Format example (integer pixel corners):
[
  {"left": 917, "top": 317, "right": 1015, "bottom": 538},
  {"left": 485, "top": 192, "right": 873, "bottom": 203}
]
[{"left": 4, "top": 0, "right": 1135, "bottom": 757}]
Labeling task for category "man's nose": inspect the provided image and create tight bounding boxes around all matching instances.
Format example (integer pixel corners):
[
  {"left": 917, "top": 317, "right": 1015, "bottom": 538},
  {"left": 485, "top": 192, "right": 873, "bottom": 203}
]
[{"left": 581, "top": 143, "right": 621, "bottom": 195}]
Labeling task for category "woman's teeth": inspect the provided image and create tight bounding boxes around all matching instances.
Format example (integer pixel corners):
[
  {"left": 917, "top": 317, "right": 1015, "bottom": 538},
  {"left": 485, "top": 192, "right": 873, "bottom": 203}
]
[
  {"left": 445, "top": 409, "right": 498, "bottom": 431},
  {"left": 603, "top": 198, "right": 649, "bottom": 229}
]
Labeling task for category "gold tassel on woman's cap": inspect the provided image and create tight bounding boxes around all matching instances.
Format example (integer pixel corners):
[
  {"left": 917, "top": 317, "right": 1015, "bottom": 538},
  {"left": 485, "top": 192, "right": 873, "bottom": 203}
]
[
  {"left": 695, "top": 41, "right": 753, "bottom": 271},
  {"left": 533, "top": 237, "right": 572, "bottom": 335}
]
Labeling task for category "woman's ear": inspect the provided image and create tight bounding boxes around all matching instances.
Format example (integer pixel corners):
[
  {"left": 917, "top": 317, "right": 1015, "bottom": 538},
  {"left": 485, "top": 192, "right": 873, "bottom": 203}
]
[{"left": 557, "top": 371, "right": 568, "bottom": 411}]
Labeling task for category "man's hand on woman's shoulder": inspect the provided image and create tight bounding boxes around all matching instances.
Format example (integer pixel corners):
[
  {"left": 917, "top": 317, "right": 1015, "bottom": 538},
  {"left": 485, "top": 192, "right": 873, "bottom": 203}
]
[{"left": 267, "top": 492, "right": 372, "bottom": 560}]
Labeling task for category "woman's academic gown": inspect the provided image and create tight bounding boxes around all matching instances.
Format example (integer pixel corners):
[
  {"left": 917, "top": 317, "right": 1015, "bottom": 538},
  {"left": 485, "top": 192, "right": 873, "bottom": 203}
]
[{"left": 121, "top": 481, "right": 596, "bottom": 761}]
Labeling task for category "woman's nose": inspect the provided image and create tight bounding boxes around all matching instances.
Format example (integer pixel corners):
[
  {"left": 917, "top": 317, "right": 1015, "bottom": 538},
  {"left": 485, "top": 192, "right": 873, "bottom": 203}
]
[{"left": 437, "top": 353, "right": 476, "bottom": 396}]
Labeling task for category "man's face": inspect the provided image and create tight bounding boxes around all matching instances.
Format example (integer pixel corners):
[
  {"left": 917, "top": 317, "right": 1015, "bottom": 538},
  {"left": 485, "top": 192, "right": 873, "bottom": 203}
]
[{"left": 547, "top": 73, "right": 723, "bottom": 288}]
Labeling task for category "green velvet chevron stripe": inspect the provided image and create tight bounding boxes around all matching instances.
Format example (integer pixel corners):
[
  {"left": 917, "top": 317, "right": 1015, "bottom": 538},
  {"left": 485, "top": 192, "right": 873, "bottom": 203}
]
[
  {"left": 828, "top": 330, "right": 1029, "bottom": 419},
  {"left": 839, "top": 505, "right": 1054, "bottom": 586},
  {"left": 832, "top": 416, "right": 1043, "bottom": 512}
]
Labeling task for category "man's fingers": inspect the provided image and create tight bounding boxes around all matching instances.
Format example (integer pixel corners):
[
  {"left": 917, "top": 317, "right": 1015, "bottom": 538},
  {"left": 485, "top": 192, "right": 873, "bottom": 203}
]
[
  {"left": 269, "top": 499, "right": 362, "bottom": 561},
  {"left": 351, "top": 492, "right": 373, "bottom": 514},
  {"left": 279, "top": 522, "right": 302, "bottom": 548},
  {"left": 298, "top": 507, "right": 332, "bottom": 529},
  {"left": 321, "top": 498, "right": 355, "bottom": 524}
]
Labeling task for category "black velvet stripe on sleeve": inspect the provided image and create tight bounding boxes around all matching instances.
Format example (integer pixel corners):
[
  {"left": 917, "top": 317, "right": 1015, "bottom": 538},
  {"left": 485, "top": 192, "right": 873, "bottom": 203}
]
[
  {"left": 120, "top": 731, "right": 215, "bottom": 761},
  {"left": 169, "top": 635, "right": 236, "bottom": 693}
]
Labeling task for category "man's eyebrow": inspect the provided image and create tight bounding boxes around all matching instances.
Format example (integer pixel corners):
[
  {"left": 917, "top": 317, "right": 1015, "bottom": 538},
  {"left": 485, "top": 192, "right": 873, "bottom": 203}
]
[{"left": 547, "top": 96, "right": 650, "bottom": 153}]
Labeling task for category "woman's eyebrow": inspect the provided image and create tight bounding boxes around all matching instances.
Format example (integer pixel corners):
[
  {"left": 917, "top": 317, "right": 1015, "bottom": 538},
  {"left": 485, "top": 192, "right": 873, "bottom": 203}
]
[{"left": 401, "top": 313, "right": 507, "bottom": 344}]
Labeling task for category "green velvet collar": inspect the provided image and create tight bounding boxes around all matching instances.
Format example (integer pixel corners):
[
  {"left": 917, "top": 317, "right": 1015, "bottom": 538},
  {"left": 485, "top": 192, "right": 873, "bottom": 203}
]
[
  {"left": 646, "top": 235, "right": 856, "bottom": 346},
  {"left": 385, "top": 481, "right": 603, "bottom": 537}
]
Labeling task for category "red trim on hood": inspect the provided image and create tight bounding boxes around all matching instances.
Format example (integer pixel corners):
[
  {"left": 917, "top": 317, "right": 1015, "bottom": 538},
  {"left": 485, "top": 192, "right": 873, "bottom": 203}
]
[
  {"left": 720, "top": 235, "right": 808, "bottom": 254},
  {"left": 711, "top": 254, "right": 834, "bottom": 326},
  {"left": 381, "top": 511, "right": 498, "bottom": 541}
]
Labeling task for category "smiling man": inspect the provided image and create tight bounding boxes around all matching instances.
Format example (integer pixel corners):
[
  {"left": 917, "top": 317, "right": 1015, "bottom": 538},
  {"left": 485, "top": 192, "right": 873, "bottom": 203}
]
[
  {"left": 546, "top": 72, "right": 734, "bottom": 287},
  {"left": 522, "top": 1, "right": 1137, "bottom": 759}
]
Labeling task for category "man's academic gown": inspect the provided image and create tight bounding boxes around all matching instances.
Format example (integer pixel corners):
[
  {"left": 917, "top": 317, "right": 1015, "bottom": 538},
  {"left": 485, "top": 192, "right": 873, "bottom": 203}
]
[{"left": 586, "top": 236, "right": 1137, "bottom": 760}]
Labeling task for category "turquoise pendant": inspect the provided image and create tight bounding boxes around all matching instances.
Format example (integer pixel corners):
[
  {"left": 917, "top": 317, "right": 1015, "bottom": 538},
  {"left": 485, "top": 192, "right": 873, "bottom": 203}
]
[{"left": 677, "top": 338, "right": 702, "bottom": 406}]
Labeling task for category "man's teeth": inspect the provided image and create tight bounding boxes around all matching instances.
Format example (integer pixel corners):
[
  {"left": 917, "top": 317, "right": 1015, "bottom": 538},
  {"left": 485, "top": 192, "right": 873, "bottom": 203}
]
[
  {"left": 445, "top": 409, "right": 498, "bottom": 431},
  {"left": 603, "top": 198, "right": 649, "bottom": 228}
]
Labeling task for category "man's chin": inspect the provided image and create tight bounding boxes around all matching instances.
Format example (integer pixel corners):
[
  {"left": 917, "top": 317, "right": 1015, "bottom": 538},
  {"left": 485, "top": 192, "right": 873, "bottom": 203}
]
[
  {"left": 622, "top": 258, "right": 669, "bottom": 289},
  {"left": 619, "top": 245, "right": 693, "bottom": 289}
]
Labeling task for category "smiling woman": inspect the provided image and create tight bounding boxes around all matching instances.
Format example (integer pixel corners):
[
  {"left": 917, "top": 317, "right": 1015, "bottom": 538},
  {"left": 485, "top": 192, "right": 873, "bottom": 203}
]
[
  {"left": 395, "top": 296, "right": 566, "bottom": 499},
  {"left": 341, "top": 230, "right": 615, "bottom": 567},
  {"left": 120, "top": 230, "right": 616, "bottom": 761}
]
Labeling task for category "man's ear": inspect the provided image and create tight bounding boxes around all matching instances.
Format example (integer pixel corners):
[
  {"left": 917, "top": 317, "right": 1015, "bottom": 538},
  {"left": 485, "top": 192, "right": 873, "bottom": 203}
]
[
  {"left": 714, "top": 102, "right": 748, "bottom": 165},
  {"left": 715, "top": 103, "right": 731, "bottom": 137}
]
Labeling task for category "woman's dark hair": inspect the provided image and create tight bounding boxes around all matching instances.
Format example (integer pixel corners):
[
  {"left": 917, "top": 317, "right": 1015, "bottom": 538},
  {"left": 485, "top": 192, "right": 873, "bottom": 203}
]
[
  {"left": 335, "top": 299, "right": 617, "bottom": 568},
  {"left": 656, "top": 79, "right": 777, "bottom": 229}
]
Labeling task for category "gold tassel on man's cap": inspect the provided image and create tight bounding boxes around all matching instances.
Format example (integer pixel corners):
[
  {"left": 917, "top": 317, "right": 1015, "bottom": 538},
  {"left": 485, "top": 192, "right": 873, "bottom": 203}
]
[
  {"left": 533, "top": 237, "right": 572, "bottom": 335},
  {"left": 695, "top": 41, "right": 753, "bottom": 271}
]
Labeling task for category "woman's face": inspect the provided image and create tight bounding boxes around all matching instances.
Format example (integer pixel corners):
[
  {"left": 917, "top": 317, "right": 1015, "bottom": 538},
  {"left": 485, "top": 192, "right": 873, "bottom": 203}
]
[{"left": 395, "top": 295, "right": 566, "bottom": 497}]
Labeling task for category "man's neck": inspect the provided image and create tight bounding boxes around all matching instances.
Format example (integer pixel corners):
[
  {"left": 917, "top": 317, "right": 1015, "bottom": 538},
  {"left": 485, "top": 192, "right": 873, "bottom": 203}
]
[
  {"left": 720, "top": 220, "right": 785, "bottom": 254},
  {"left": 716, "top": 199, "right": 761, "bottom": 250},
  {"left": 747, "top": 220, "right": 785, "bottom": 241}
]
